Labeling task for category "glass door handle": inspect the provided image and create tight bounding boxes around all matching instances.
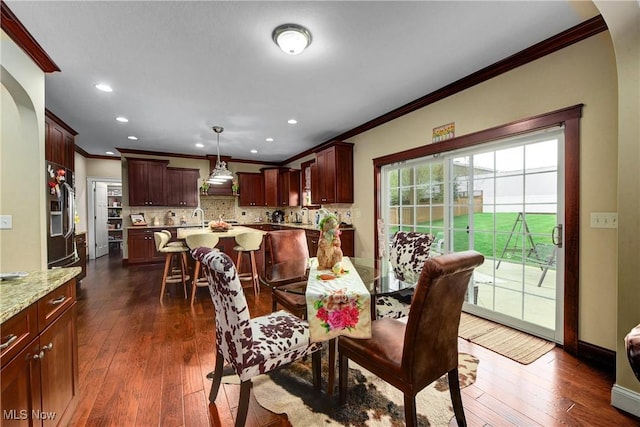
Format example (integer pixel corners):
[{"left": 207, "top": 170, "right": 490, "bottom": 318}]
[{"left": 552, "top": 225, "right": 563, "bottom": 248}]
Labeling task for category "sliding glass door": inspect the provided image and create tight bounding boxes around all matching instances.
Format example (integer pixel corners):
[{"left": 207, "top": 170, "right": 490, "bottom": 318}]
[{"left": 382, "top": 129, "right": 564, "bottom": 342}]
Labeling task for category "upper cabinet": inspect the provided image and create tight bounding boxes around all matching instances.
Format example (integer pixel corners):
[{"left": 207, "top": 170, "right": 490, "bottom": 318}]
[
  {"left": 262, "top": 167, "right": 300, "bottom": 207},
  {"left": 237, "top": 172, "right": 264, "bottom": 207},
  {"left": 311, "top": 142, "right": 354, "bottom": 204},
  {"left": 127, "top": 158, "right": 168, "bottom": 206},
  {"left": 45, "top": 109, "right": 77, "bottom": 170},
  {"left": 166, "top": 167, "right": 200, "bottom": 207}
]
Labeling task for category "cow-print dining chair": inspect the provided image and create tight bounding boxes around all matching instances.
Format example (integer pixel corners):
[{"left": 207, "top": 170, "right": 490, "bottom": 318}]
[
  {"left": 192, "top": 247, "right": 322, "bottom": 427},
  {"left": 375, "top": 231, "right": 435, "bottom": 319}
]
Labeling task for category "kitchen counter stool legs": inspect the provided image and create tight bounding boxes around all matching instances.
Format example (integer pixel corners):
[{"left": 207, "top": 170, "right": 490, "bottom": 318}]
[
  {"left": 234, "top": 232, "right": 263, "bottom": 297},
  {"left": 154, "top": 231, "right": 190, "bottom": 303},
  {"left": 185, "top": 234, "right": 220, "bottom": 306}
]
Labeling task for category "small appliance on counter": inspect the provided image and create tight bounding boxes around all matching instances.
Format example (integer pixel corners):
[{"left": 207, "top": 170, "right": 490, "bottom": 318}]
[{"left": 272, "top": 210, "right": 285, "bottom": 223}]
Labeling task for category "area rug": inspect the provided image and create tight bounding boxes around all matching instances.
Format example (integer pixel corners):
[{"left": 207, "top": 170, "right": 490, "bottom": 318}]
[
  {"left": 223, "top": 353, "right": 478, "bottom": 426},
  {"left": 458, "top": 312, "right": 555, "bottom": 364}
]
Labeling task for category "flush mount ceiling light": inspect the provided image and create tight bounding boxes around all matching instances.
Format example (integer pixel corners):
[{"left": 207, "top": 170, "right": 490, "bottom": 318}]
[
  {"left": 207, "top": 126, "right": 234, "bottom": 184},
  {"left": 272, "top": 23, "right": 312, "bottom": 55},
  {"left": 94, "top": 83, "right": 112, "bottom": 92}
]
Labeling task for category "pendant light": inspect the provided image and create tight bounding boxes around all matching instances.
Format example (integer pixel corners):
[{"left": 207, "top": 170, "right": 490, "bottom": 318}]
[{"left": 207, "top": 126, "right": 233, "bottom": 184}]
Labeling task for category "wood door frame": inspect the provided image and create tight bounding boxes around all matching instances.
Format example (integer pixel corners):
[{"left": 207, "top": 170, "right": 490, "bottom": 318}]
[
  {"left": 373, "top": 104, "right": 582, "bottom": 355},
  {"left": 87, "top": 177, "right": 122, "bottom": 260}
]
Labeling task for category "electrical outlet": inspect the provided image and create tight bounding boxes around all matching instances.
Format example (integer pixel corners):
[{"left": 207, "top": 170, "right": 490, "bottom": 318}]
[
  {"left": 0, "top": 215, "right": 12, "bottom": 229},
  {"left": 590, "top": 212, "right": 618, "bottom": 229},
  {"left": 242, "top": 211, "right": 246, "bottom": 216}
]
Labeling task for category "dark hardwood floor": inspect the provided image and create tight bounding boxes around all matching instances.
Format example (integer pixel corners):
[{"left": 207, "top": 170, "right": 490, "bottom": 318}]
[{"left": 70, "top": 253, "right": 640, "bottom": 426}]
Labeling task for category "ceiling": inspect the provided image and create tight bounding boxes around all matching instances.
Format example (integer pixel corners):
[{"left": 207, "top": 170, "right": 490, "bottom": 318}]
[{"left": 6, "top": 1, "right": 597, "bottom": 163}]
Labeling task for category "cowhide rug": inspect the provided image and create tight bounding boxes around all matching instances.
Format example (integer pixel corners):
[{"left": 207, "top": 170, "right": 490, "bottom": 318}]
[{"left": 223, "top": 353, "right": 478, "bottom": 426}]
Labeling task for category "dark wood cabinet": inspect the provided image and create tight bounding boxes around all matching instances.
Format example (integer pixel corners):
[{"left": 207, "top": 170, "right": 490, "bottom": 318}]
[
  {"left": 127, "top": 158, "right": 168, "bottom": 206},
  {"left": 312, "top": 142, "right": 354, "bottom": 204},
  {"left": 305, "top": 228, "right": 354, "bottom": 258},
  {"left": 262, "top": 168, "right": 300, "bottom": 207},
  {"left": 71, "top": 233, "right": 87, "bottom": 283},
  {"left": 262, "top": 168, "right": 279, "bottom": 207},
  {"left": 279, "top": 169, "right": 300, "bottom": 207},
  {"left": 127, "top": 228, "right": 165, "bottom": 265},
  {"left": 237, "top": 173, "right": 264, "bottom": 207},
  {"left": 45, "top": 109, "right": 77, "bottom": 171},
  {"left": 166, "top": 167, "right": 199, "bottom": 207},
  {"left": 1, "top": 279, "right": 78, "bottom": 427}
]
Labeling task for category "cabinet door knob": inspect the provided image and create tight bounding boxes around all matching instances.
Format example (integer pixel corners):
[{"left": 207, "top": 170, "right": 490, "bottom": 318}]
[
  {"left": 42, "top": 342, "right": 53, "bottom": 352},
  {"left": 32, "top": 350, "right": 45, "bottom": 360}
]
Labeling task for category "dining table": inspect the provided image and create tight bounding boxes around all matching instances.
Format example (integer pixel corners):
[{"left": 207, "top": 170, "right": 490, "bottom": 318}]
[{"left": 260, "top": 256, "right": 417, "bottom": 394}]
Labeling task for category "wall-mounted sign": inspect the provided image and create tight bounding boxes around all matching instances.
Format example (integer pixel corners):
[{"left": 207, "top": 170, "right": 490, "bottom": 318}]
[{"left": 432, "top": 122, "right": 455, "bottom": 142}]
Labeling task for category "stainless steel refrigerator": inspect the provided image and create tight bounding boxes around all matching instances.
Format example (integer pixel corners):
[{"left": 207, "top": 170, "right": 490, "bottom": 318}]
[{"left": 46, "top": 161, "right": 78, "bottom": 268}]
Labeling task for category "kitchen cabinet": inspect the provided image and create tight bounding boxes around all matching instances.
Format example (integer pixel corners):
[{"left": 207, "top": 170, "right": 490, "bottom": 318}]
[
  {"left": 166, "top": 167, "right": 199, "bottom": 207},
  {"left": 126, "top": 228, "right": 166, "bottom": 265},
  {"left": 237, "top": 173, "right": 264, "bottom": 207},
  {"left": 72, "top": 233, "right": 87, "bottom": 283},
  {"left": 311, "top": 142, "right": 354, "bottom": 204},
  {"left": 262, "top": 168, "right": 300, "bottom": 207},
  {"left": 45, "top": 109, "right": 77, "bottom": 171},
  {"left": 305, "top": 228, "right": 354, "bottom": 258},
  {"left": 1, "top": 279, "right": 78, "bottom": 427},
  {"left": 127, "top": 158, "right": 168, "bottom": 206},
  {"left": 262, "top": 168, "right": 279, "bottom": 207}
]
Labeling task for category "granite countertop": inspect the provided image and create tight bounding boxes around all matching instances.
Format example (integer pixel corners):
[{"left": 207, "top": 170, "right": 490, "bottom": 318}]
[
  {"left": 129, "top": 222, "right": 355, "bottom": 232},
  {"left": 176, "top": 225, "right": 266, "bottom": 240},
  {"left": 0, "top": 267, "right": 81, "bottom": 324}
]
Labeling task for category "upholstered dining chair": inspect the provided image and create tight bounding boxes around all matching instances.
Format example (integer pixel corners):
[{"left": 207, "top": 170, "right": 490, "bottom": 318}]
[
  {"left": 264, "top": 229, "right": 310, "bottom": 318},
  {"left": 375, "top": 231, "right": 435, "bottom": 319},
  {"left": 192, "top": 247, "right": 322, "bottom": 427},
  {"left": 185, "top": 233, "right": 219, "bottom": 306},
  {"left": 339, "top": 250, "right": 484, "bottom": 427}
]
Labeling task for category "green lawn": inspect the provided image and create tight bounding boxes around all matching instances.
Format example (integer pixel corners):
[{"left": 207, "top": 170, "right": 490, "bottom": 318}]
[{"left": 392, "top": 212, "right": 557, "bottom": 264}]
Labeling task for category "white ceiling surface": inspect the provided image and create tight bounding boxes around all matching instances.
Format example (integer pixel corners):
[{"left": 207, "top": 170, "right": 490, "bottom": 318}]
[{"left": 7, "top": 1, "right": 593, "bottom": 163}]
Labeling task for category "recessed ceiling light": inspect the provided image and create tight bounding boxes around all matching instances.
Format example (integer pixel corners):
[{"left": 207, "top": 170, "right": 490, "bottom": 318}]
[
  {"left": 288, "top": 119, "right": 298, "bottom": 125},
  {"left": 106, "top": 151, "right": 115, "bottom": 155},
  {"left": 116, "top": 116, "right": 129, "bottom": 123},
  {"left": 250, "top": 149, "right": 258, "bottom": 154},
  {"left": 127, "top": 136, "right": 138, "bottom": 140},
  {"left": 94, "top": 83, "right": 113, "bottom": 92},
  {"left": 195, "top": 143, "right": 204, "bottom": 148},
  {"left": 265, "top": 137, "right": 274, "bottom": 142}
]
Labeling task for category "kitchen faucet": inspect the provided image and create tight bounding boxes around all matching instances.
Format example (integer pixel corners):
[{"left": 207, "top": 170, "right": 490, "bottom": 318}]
[{"left": 192, "top": 207, "right": 205, "bottom": 229}]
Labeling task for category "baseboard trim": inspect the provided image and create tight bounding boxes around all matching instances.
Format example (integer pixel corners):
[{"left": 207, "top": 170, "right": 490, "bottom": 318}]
[
  {"left": 578, "top": 340, "right": 616, "bottom": 374},
  {"left": 611, "top": 384, "right": 640, "bottom": 418}
]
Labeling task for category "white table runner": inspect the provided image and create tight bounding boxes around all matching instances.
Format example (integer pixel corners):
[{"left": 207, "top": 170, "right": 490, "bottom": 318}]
[{"left": 305, "top": 257, "right": 372, "bottom": 342}]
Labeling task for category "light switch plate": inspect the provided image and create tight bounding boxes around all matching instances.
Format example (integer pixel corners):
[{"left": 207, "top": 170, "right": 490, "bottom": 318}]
[
  {"left": 0, "top": 215, "right": 12, "bottom": 229},
  {"left": 590, "top": 212, "right": 618, "bottom": 229}
]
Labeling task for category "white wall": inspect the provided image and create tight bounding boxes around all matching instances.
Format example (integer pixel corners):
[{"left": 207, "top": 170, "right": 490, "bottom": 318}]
[{"left": 0, "top": 30, "right": 47, "bottom": 271}]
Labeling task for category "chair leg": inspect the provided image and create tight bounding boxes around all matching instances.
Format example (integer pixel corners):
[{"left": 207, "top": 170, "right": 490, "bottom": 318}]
[
  {"left": 271, "top": 290, "right": 278, "bottom": 312},
  {"left": 180, "top": 252, "right": 189, "bottom": 299},
  {"left": 311, "top": 349, "right": 322, "bottom": 391},
  {"left": 209, "top": 350, "right": 225, "bottom": 403},
  {"left": 448, "top": 368, "right": 467, "bottom": 427},
  {"left": 338, "top": 353, "right": 349, "bottom": 404},
  {"left": 250, "top": 251, "right": 259, "bottom": 297},
  {"left": 235, "top": 380, "right": 252, "bottom": 427},
  {"left": 403, "top": 394, "right": 418, "bottom": 427},
  {"left": 160, "top": 253, "right": 172, "bottom": 303},
  {"left": 327, "top": 338, "right": 336, "bottom": 395},
  {"left": 191, "top": 261, "right": 201, "bottom": 306}
]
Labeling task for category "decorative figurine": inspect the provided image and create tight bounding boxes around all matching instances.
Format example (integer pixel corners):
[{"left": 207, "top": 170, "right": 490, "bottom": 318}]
[{"left": 317, "top": 214, "right": 343, "bottom": 270}]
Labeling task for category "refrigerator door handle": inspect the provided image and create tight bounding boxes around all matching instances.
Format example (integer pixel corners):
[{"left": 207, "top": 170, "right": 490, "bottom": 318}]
[{"left": 63, "top": 182, "right": 75, "bottom": 239}]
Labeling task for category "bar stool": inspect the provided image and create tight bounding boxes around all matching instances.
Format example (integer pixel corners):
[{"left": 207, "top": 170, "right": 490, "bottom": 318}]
[
  {"left": 154, "top": 231, "right": 190, "bottom": 303},
  {"left": 234, "top": 232, "right": 263, "bottom": 297},
  {"left": 185, "top": 233, "right": 219, "bottom": 306}
]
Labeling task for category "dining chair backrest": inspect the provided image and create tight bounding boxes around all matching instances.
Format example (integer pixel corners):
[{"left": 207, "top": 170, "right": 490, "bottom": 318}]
[
  {"left": 265, "top": 229, "right": 309, "bottom": 264},
  {"left": 192, "top": 247, "right": 254, "bottom": 375},
  {"left": 402, "top": 250, "right": 484, "bottom": 386},
  {"left": 389, "top": 231, "right": 435, "bottom": 282}
]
